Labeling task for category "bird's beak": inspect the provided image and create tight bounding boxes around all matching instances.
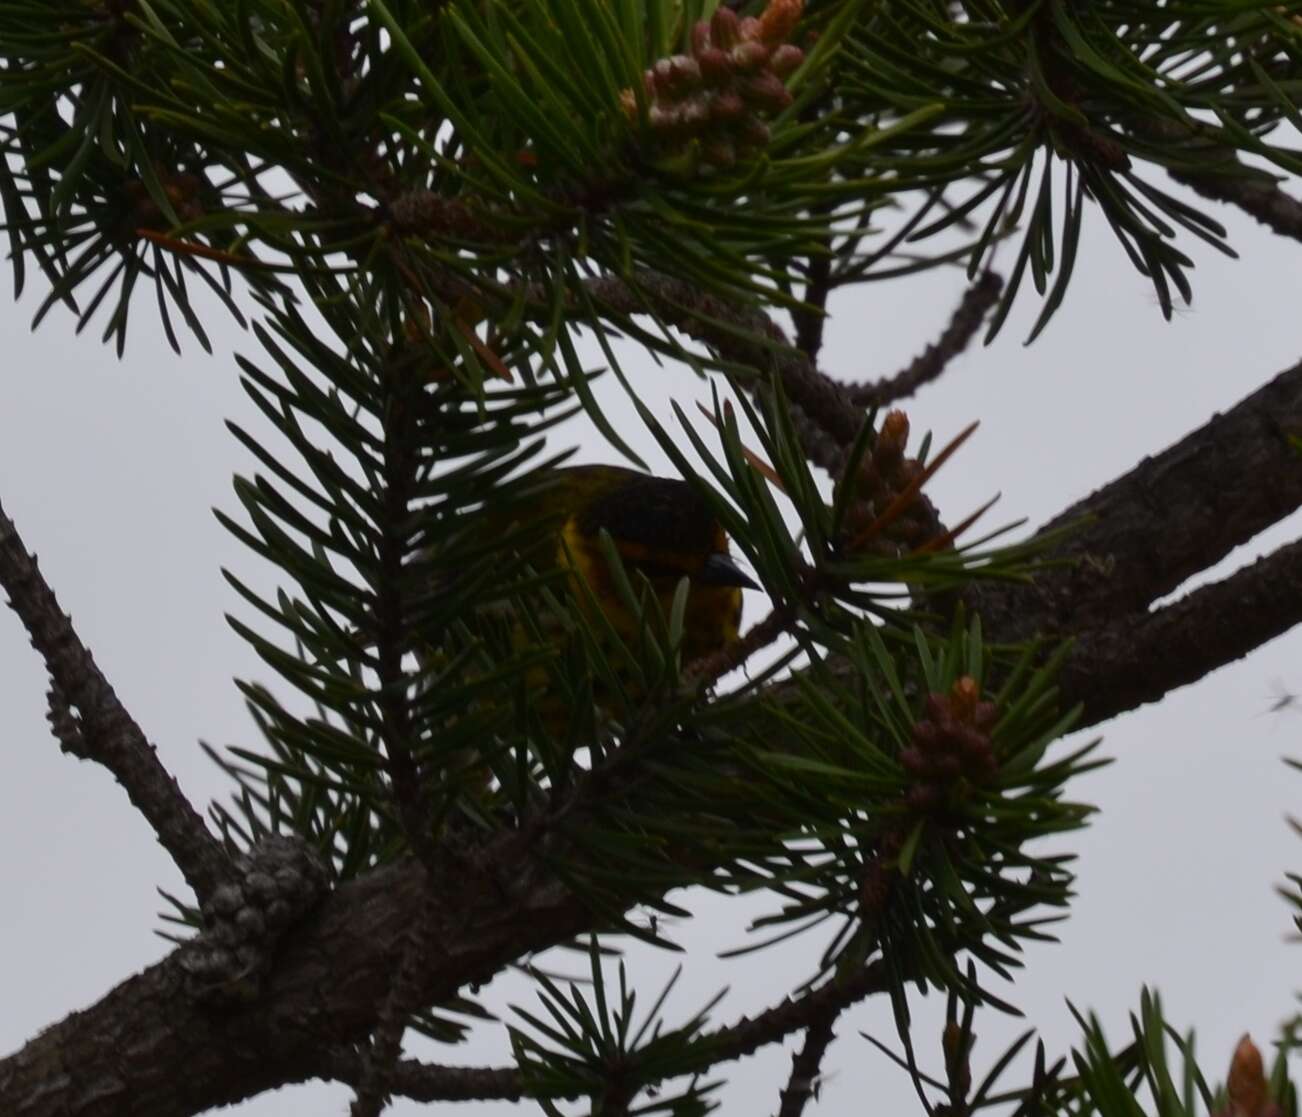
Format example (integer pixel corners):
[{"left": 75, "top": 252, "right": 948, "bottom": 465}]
[{"left": 698, "top": 552, "right": 759, "bottom": 590}]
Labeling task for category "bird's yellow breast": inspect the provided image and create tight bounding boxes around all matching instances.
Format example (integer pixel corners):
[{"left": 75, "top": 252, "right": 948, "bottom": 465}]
[{"left": 557, "top": 516, "right": 743, "bottom": 662}]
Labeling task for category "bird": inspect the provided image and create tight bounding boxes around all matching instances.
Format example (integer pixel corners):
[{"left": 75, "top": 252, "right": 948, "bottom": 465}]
[
  {"left": 419, "top": 463, "right": 756, "bottom": 773},
  {"left": 534, "top": 463, "right": 755, "bottom": 660}
]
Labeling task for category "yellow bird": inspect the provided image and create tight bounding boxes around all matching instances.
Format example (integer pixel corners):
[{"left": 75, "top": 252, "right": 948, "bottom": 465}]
[
  {"left": 538, "top": 463, "right": 754, "bottom": 661},
  {"left": 426, "top": 464, "right": 755, "bottom": 760}
]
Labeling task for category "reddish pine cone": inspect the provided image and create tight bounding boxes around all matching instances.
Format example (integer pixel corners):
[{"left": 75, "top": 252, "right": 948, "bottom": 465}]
[
  {"left": 899, "top": 676, "right": 999, "bottom": 806},
  {"left": 622, "top": 0, "right": 804, "bottom": 171},
  {"left": 836, "top": 409, "right": 943, "bottom": 556},
  {"left": 1215, "top": 1036, "right": 1283, "bottom": 1117}
]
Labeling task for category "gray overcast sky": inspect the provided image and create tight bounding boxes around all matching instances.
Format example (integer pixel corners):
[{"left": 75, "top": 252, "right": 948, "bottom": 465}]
[{"left": 1, "top": 169, "right": 1300, "bottom": 1115}]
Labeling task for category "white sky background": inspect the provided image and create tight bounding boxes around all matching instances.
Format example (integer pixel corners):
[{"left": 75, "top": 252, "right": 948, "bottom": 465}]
[{"left": 1, "top": 168, "right": 1301, "bottom": 1116}]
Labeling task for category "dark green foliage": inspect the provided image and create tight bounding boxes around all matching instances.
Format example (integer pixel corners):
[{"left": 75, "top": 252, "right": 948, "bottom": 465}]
[{"left": 2, "top": 0, "right": 1300, "bottom": 1112}]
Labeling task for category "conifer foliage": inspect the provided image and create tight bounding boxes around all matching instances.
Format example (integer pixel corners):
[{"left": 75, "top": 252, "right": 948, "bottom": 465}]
[{"left": 1, "top": 1, "right": 1301, "bottom": 1114}]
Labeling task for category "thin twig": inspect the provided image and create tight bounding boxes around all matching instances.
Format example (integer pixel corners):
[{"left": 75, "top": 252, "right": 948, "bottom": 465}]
[
  {"left": 0, "top": 499, "right": 229, "bottom": 900},
  {"left": 1174, "top": 166, "right": 1302, "bottom": 242},
  {"left": 683, "top": 597, "right": 802, "bottom": 691},
  {"left": 323, "top": 963, "right": 887, "bottom": 1105},
  {"left": 585, "top": 269, "right": 867, "bottom": 451},
  {"left": 777, "top": 1010, "right": 841, "bottom": 1117},
  {"left": 847, "top": 272, "right": 1003, "bottom": 407}
]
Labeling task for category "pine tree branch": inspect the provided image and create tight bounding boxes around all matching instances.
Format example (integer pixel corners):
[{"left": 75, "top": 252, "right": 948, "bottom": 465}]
[
  {"left": 584, "top": 269, "right": 868, "bottom": 454},
  {"left": 348, "top": 889, "right": 437, "bottom": 1117},
  {"left": 1059, "top": 537, "right": 1302, "bottom": 728},
  {"left": 1131, "top": 115, "right": 1302, "bottom": 244},
  {"left": 776, "top": 1010, "right": 840, "bottom": 1117},
  {"left": 963, "top": 357, "right": 1302, "bottom": 644},
  {"left": 0, "top": 499, "right": 229, "bottom": 901},
  {"left": 0, "top": 849, "right": 592, "bottom": 1115},
  {"left": 847, "top": 272, "right": 1004, "bottom": 407},
  {"left": 324, "top": 1050, "right": 527, "bottom": 1103},
  {"left": 323, "top": 965, "right": 882, "bottom": 1106},
  {"left": 953, "top": 357, "right": 1302, "bottom": 727}
]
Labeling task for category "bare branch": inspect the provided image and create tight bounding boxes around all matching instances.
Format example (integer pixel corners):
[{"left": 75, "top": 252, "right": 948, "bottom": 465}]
[
  {"left": 848, "top": 272, "right": 1004, "bottom": 407},
  {"left": 585, "top": 269, "right": 868, "bottom": 453},
  {"left": 777, "top": 1011, "right": 840, "bottom": 1117},
  {"left": 0, "top": 500, "right": 229, "bottom": 900},
  {"left": 1177, "top": 167, "right": 1302, "bottom": 243},
  {"left": 325, "top": 1050, "right": 526, "bottom": 1103}
]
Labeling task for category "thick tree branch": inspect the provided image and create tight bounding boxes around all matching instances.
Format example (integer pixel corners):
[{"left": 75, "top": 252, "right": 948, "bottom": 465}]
[
  {"left": 965, "top": 358, "right": 1302, "bottom": 643},
  {"left": 0, "top": 848, "right": 590, "bottom": 1116},
  {"left": 1059, "top": 537, "right": 1302, "bottom": 729},
  {"left": 0, "top": 500, "right": 229, "bottom": 901},
  {"left": 324, "top": 1051, "right": 527, "bottom": 1104}
]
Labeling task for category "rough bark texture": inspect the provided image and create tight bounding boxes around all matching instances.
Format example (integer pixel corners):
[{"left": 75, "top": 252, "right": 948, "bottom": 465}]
[
  {"left": 963, "top": 358, "right": 1302, "bottom": 641},
  {"left": 0, "top": 858, "right": 591, "bottom": 1116}
]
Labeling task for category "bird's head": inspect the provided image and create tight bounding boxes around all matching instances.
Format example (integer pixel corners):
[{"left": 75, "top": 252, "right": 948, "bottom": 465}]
[{"left": 555, "top": 467, "right": 755, "bottom": 658}]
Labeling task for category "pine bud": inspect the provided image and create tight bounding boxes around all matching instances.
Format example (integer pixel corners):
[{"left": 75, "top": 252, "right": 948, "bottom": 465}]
[
  {"left": 697, "top": 46, "right": 733, "bottom": 85},
  {"left": 770, "top": 43, "right": 804, "bottom": 77},
  {"left": 710, "top": 5, "right": 741, "bottom": 49},
  {"left": 731, "top": 39, "right": 771, "bottom": 73},
  {"left": 736, "top": 114, "right": 771, "bottom": 148},
  {"left": 759, "top": 0, "right": 805, "bottom": 44},
  {"left": 739, "top": 71, "right": 793, "bottom": 112},
  {"left": 710, "top": 89, "right": 747, "bottom": 124},
  {"left": 690, "top": 19, "right": 712, "bottom": 57},
  {"left": 701, "top": 136, "right": 738, "bottom": 169}
]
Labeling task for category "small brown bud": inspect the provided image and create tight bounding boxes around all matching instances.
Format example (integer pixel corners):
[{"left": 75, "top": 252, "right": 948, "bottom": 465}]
[
  {"left": 710, "top": 89, "right": 747, "bottom": 123},
  {"left": 735, "top": 114, "right": 771, "bottom": 148},
  {"left": 952, "top": 676, "right": 980, "bottom": 719},
  {"left": 739, "top": 70, "right": 793, "bottom": 112},
  {"left": 710, "top": 5, "right": 741, "bottom": 48},
  {"left": 1228, "top": 1036, "right": 1270, "bottom": 1117},
  {"left": 770, "top": 43, "right": 804, "bottom": 77},
  {"left": 953, "top": 726, "right": 991, "bottom": 760},
  {"left": 860, "top": 858, "right": 894, "bottom": 913},
  {"left": 648, "top": 103, "right": 683, "bottom": 135},
  {"left": 911, "top": 720, "right": 942, "bottom": 751},
  {"left": 739, "top": 16, "right": 763, "bottom": 40},
  {"left": 731, "top": 39, "right": 771, "bottom": 73},
  {"left": 906, "top": 784, "right": 940, "bottom": 812},
  {"left": 932, "top": 753, "right": 962, "bottom": 782},
  {"left": 900, "top": 747, "right": 930, "bottom": 776},
  {"left": 691, "top": 19, "right": 711, "bottom": 57},
  {"left": 701, "top": 136, "right": 737, "bottom": 169},
  {"left": 653, "top": 57, "right": 677, "bottom": 96},
  {"left": 670, "top": 54, "right": 702, "bottom": 90},
  {"left": 759, "top": 0, "right": 805, "bottom": 44},
  {"left": 880, "top": 409, "right": 910, "bottom": 451},
  {"left": 679, "top": 95, "right": 710, "bottom": 132},
  {"left": 697, "top": 46, "right": 732, "bottom": 85}
]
